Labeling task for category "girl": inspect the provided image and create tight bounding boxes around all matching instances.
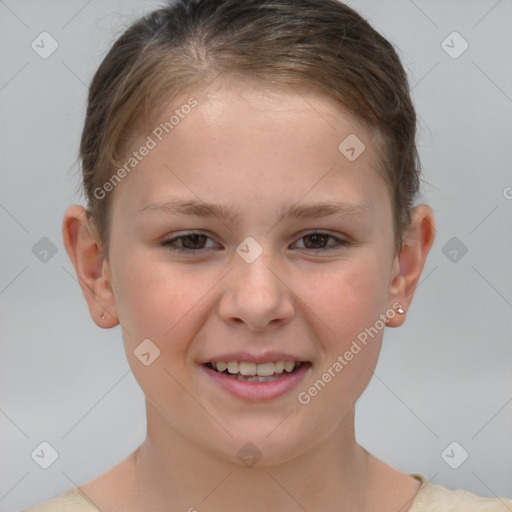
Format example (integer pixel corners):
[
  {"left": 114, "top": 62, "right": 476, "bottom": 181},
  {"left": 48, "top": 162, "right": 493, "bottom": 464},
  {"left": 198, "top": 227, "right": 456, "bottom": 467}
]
[{"left": 23, "top": 0, "right": 512, "bottom": 510}]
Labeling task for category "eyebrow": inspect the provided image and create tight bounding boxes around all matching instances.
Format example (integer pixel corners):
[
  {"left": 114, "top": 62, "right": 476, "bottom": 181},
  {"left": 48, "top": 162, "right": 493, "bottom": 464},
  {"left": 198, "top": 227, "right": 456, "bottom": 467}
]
[{"left": 138, "top": 198, "right": 370, "bottom": 225}]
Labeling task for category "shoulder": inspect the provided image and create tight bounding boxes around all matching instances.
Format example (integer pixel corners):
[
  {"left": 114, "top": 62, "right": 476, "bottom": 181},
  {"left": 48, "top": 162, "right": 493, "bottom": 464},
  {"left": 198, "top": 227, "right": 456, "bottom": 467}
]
[
  {"left": 409, "top": 475, "right": 512, "bottom": 512},
  {"left": 21, "top": 488, "right": 100, "bottom": 512}
]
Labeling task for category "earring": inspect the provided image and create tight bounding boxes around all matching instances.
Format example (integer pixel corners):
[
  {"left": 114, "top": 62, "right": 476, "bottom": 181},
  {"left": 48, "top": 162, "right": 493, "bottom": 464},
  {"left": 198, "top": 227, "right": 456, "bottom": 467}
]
[
  {"left": 101, "top": 313, "right": 107, "bottom": 321},
  {"left": 397, "top": 306, "right": 405, "bottom": 314}
]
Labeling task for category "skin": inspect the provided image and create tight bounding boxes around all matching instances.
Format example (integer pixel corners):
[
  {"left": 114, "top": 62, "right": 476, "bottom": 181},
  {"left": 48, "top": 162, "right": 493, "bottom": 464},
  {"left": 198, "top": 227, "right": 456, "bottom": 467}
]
[{"left": 63, "top": 77, "right": 435, "bottom": 512}]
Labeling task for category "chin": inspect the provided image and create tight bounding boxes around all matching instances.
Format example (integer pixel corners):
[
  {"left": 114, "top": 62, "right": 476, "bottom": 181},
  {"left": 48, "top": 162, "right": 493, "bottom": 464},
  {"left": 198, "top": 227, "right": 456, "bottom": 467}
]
[{"left": 201, "top": 424, "right": 317, "bottom": 468}]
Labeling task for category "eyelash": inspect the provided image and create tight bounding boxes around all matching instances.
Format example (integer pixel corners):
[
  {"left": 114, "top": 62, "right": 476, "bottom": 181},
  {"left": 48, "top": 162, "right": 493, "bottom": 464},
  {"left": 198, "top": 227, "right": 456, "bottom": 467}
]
[{"left": 160, "top": 231, "right": 350, "bottom": 254}]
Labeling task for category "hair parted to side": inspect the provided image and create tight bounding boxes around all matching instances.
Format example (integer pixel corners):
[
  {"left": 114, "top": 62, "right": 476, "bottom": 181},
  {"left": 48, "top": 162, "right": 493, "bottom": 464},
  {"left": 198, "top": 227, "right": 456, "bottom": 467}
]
[{"left": 80, "top": 0, "right": 421, "bottom": 260}]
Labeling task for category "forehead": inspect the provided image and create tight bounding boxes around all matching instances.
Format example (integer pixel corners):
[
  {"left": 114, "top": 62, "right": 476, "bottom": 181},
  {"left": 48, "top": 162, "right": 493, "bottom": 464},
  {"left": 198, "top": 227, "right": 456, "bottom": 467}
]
[
  {"left": 183, "top": 77, "right": 377, "bottom": 152},
  {"left": 112, "top": 79, "right": 389, "bottom": 224}
]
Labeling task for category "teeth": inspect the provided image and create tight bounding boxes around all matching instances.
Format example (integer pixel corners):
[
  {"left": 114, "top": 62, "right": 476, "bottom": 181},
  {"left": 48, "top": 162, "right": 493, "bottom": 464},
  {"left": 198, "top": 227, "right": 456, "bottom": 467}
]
[
  {"left": 210, "top": 360, "right": 302, "bottom": 377},
  {"left": 283, "top": 361, "right": 295, "bottom": 372},
  {"left": 216, "top": 361, "right": 227, "bottom": 372},
  {"left": 230, "top": 374, "right": 285, "bottom": 383},
  {"left": 273, "top": 361, "right": 284, "bottom": 373},
  {"left": 227, "top": 361, "right": 239, "bottom": 374},
  {"left": 255, "top": 362, "right": 274, "bottom": 377},
  {"left": 239, "top": 362, "right": 256, "bottom": 376}
]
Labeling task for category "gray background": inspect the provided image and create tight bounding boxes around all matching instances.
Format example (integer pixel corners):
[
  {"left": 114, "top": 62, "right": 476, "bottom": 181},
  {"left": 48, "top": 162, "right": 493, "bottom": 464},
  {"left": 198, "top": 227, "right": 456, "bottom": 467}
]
[{"left": 1, "top": 0, "right": 511, "bottom": 510}]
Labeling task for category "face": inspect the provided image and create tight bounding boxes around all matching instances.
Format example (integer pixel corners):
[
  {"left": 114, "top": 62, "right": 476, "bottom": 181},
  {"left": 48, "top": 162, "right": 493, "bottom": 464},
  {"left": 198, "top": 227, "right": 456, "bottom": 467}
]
[{"left": 104, "top": 78, "right": 401, "bottom": 464}]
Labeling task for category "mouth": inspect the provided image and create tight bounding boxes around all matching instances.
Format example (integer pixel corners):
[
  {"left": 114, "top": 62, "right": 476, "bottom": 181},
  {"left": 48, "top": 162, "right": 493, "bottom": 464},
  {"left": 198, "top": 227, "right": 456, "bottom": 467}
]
[
  {"left": 204, "top": 360, "right": 306, "bottom": 382},
  {"left": 201, "top": 359, "right": 312, "bottom": 400}
]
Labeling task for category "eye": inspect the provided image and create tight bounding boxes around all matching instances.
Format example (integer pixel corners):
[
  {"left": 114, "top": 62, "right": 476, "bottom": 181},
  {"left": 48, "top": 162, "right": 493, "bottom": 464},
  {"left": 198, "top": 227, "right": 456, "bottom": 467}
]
[
  {"left": 161, "top": 232, "right": 220, "bottom": 253},
  {"left": 160, "top": 230, "right": 349, "bottom": 254},
  {"left": 292, "top": 231, "right": 349, "bottom": 252}
]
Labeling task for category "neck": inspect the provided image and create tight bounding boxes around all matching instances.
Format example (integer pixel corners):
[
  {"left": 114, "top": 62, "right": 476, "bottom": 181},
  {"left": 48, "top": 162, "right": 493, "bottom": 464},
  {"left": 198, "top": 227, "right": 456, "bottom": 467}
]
[{"left": 130, "top": 401, "right": 371, "bottom": 512}]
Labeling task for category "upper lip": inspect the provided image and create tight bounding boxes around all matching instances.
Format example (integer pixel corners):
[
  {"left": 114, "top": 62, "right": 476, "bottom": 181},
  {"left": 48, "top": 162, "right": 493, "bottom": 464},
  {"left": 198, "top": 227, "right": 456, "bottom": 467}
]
[{"left": 200, "top": 351, "right": 310, "bottom": 364}]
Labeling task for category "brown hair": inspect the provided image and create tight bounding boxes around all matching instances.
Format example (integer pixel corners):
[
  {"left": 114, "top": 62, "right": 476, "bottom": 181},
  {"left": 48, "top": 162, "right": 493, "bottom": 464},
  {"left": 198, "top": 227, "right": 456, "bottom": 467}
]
[{"left": 79, "top": 0, "right": 420, "bottom": 260}]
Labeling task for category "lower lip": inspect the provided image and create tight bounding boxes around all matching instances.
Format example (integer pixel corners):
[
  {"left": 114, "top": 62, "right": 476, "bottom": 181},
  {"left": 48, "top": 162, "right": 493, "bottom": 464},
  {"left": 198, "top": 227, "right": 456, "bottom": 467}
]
[{"left": 201, "top": 363, "right": 311, "bottom": 401}]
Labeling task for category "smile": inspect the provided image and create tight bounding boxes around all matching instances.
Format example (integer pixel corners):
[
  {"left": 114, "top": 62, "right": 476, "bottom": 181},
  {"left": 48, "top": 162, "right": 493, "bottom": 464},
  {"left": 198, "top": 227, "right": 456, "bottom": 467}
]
[
  {"left": 202, "top": 360, "right": 311, "bottom": 400},
  {"left": 206, "top": 360, "right": 302, "bottom": 379}
]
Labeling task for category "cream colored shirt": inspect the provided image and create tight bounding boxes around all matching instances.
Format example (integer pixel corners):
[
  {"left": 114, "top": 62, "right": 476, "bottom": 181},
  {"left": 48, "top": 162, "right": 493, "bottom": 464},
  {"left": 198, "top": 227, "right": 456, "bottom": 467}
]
[{"left": 21, "top": 474, "right": 512, "bottom": 511}]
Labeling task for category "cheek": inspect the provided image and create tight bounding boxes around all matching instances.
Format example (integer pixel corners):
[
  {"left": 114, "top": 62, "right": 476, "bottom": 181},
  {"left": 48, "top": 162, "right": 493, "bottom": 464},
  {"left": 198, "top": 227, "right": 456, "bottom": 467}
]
[
  {"left": 292, "top": 262, "right": 386, "bottom": 423},
  {"left": 113, "top": 253, "right": 213, "bottom": 400},
  {"left": 294, "top": 251, "right": 388, "bottom": 395},
  {"left": 298, "top": 251, "right": 389, "bottom": 343},
  {"left": 114, "top": 251, "right": 223, "bottom": 349}
]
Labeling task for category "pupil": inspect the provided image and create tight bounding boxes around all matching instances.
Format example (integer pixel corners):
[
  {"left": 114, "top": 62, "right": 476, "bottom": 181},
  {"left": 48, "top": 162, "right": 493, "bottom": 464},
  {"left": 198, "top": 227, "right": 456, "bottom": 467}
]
[
  {"left": 184, "top": 234, "right": 205, "bottom": 249},
  {"left": 305, "top": 233, "right": 327, "bottom": 249}
]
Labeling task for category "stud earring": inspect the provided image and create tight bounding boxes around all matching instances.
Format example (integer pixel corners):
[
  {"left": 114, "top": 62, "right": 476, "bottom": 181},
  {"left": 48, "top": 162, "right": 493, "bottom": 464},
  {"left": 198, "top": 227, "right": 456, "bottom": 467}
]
[
  {"left": 397, "top": 307, "right": 405, "bottom": 314},
  {"left": 101, "top": 313, "right": 107, "bottom": 321}
]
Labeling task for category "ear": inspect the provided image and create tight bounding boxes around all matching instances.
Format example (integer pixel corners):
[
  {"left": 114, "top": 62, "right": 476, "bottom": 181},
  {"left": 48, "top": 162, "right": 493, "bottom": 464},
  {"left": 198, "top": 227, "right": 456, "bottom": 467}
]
[
  {"left": 386, "top": 204, "right": 436, "bottom": 327},
  {"left": 62, "top": 205, "right": 119, "bottom": 328}
]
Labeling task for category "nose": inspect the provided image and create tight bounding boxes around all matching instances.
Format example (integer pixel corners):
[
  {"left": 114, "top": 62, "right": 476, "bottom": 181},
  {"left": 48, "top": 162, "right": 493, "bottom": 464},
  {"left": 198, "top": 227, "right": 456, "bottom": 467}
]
[{"left": 218, "top": 249, "right": 295, "bottom": 332}]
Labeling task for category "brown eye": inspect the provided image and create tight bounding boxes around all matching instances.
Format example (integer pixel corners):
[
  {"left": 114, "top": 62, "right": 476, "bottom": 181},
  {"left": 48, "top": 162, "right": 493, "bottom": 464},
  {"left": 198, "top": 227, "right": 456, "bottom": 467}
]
[
  {"left": 161, "top": 232, "right": 218, "bottom": 253},
  {"left": 293, "top": 232, "right": 349, "bottom": 252},
  {"left": 179, "top": 234, "right": 208, "bottom": 249},
  {"left": 302, "top": 233, "right": 330, "bottom": 249}
]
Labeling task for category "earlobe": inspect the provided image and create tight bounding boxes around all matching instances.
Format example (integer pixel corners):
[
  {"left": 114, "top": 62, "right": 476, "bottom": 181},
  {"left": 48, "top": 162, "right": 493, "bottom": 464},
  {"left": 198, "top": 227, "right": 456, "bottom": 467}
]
[
  {"left": 386, "top": 204, "right": 436, "bottom": 328},
  {"left": 62, "top": 205, "right": 119, "bottom": 328}
]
